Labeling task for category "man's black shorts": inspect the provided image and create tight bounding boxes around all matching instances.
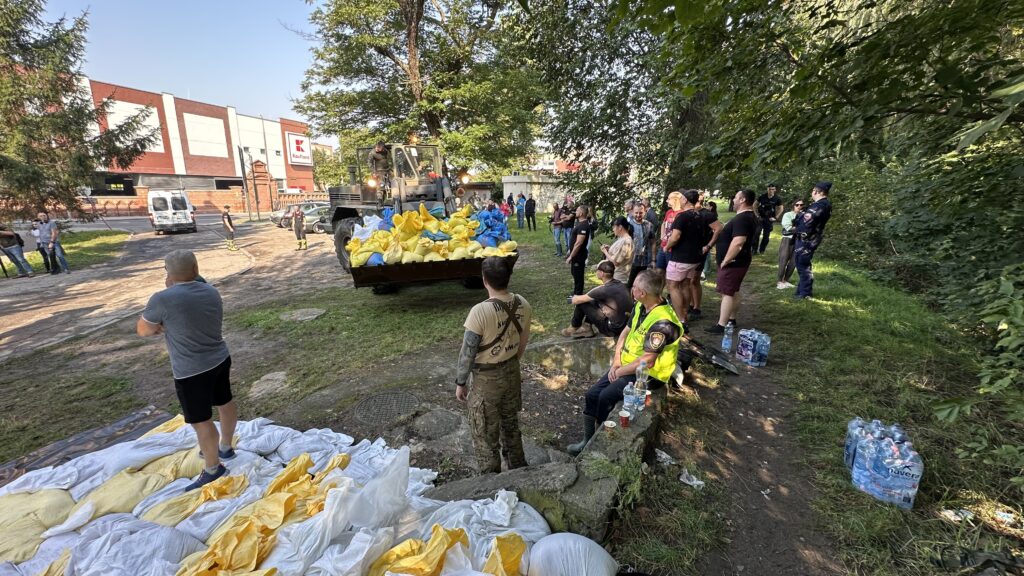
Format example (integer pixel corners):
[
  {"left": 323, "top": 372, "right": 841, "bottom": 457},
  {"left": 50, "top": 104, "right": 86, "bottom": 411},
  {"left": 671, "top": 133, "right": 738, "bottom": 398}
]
[{"left": 174, "top": 356, "right": 233, "bottom": 424}]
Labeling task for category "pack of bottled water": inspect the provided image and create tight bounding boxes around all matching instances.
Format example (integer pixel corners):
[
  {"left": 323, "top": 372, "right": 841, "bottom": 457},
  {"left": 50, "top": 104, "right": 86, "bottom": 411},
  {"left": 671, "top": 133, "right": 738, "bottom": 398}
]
[
  {"left": 844, "top": 417, "right": 924, "bottom": 509},
  {"left": 735, "top": 329, "right": 771, "bottom": 367}
]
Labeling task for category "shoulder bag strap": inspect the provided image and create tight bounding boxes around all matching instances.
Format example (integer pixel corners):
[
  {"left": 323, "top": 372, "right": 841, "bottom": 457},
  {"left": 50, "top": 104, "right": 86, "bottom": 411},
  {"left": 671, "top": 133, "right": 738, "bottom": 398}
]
[{"left": 478, "top": 295, "right": 522, "bottom": 351}]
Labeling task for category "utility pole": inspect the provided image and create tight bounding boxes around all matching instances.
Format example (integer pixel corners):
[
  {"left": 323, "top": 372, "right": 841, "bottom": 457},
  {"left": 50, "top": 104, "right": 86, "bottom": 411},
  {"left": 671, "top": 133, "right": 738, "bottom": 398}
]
[
  {"left": 250, "top": 152, "right": 262, "bottom": 221},
  {"left": 237, "top": 145, "right": 252, "bottom": 221}
]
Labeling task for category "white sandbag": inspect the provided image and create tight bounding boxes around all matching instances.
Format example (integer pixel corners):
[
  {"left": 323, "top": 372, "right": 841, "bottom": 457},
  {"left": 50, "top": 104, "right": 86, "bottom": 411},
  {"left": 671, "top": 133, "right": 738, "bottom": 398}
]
[
  {"left": 0, "top": 562, "right": 19, "bottom": 576},
  {"left": 352, "top": 222, "right": 374, "bottom": 241},
  {"left": 362, "top": 214, "right": 384, "bottom": 231},
  {"left": 14, "top": 532, "right": 79, "bottom": 576},
  {"left": 348, "top": 447, "right": 410, "bottom": 530},
  {"left": 65, "top": 427, "right": 195, "bottom": 501},
  {"left": 41, "top": 501, "right": 94, "bottom": 538},
  {"left": 175, "top": 482, "right": 263, "bottom": 542},
  {"left": 0, "top": 465, "right": 79, "bottom": 497},
  {"left": 394, "top": 496, "right": 445, "bottom": 543},
  {"left": 526, "top": 533, "right": 617, "bottom": 576},
  {"left": 66, "top": 515, "right": 205, "bottom": 576},
  {"left": 261, "top": 478, "right": 359, "bottom": 574},
  {"left": 420, "top": 490, "right": 550, "bottom": 568},
  {"left": 236, "top": 423, "right": 302, "bottom": 456},
  {"left": 341, "top": 439, "right": 394, "bottom": 484},
  {"left": 408, "top": 468, "right": 438, "bottom": 497},
  {"left": 437, "top": 543, "right": 490, "bottom": 576},
  {"left": 131, "top": 478, "right": 191, "bottom": 517},
  {"left": 305, "top": 528, "right": 394, "bottom": 576}
]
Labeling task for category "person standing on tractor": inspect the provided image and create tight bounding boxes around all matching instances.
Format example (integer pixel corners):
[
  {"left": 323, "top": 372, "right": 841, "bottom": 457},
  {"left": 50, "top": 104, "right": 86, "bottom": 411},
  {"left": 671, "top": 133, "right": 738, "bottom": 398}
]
[
  {"left": 291, "top": 205, "right": 307, "bottom": 251},
  {"left": 455, "top": 257, "right": 532, "bottom": 473},
  {"left": 221, "top": 205, "right": 238, "bottom": 251},
  {"left": 368, "top": 141, "right": 389, "bottom": 189}
]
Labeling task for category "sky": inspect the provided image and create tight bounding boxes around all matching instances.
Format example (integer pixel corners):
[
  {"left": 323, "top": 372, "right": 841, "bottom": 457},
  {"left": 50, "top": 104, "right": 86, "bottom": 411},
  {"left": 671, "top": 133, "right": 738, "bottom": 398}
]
[{"left": 44, "top": 0, "right": 332, "bottom": 142}]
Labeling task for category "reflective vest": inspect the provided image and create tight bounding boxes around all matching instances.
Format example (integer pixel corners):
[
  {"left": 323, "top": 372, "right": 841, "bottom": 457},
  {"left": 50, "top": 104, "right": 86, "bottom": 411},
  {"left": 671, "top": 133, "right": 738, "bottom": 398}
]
[{"left": 620, "top": 301, "right": 682, "bottom": 383}]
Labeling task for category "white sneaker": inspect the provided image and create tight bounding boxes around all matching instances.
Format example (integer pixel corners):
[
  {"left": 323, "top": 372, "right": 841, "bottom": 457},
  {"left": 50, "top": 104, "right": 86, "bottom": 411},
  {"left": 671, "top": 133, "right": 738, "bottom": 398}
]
[
  {"left": 776, "top": 282, "right": 787, "bottom": 289},
  {"left": 780, "top": 281, "right": 795, "bottom": 289}
]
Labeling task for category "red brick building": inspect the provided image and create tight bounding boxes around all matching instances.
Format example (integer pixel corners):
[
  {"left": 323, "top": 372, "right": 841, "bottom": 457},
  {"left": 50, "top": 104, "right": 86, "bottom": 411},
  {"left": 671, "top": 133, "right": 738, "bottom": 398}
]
[{"left": 85, "top": 78, "right": 320, "bottom": 199}]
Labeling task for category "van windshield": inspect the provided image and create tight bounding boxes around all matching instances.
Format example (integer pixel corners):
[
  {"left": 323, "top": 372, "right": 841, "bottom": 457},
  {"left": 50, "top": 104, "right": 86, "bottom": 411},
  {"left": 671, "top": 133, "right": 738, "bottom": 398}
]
[
  {"left": 152, "top": 198, "right": 169, "bottom": 211},
  {"left": 171, "top": 197, "right": 189, "bottom": 211}
]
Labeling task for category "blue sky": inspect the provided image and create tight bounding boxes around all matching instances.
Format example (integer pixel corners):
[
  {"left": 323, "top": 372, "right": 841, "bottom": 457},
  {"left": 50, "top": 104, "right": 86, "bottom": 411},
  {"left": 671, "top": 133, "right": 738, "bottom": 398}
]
[{"left": 44, "top": 0, "right": 327, "bottom": 137}]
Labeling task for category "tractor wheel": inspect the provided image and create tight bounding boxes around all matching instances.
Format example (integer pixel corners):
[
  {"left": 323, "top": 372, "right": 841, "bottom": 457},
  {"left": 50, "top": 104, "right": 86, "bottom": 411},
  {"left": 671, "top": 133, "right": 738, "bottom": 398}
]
[
  {"left": 333, "top": 218, "right": 360, "bottom": 272},
  {"left": 372, "top": 283, "right": 398, "bottom": 295},
  {"left": 462, "top": 277, "right": 484, "bottom": 289}
]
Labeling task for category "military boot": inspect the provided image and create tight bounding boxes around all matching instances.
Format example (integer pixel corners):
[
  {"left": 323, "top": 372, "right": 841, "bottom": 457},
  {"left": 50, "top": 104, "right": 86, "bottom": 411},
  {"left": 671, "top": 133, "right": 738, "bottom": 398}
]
[
  {"left": 301, "top": 239, "right": 308, "bottom": 250},
  {"left": 295, "top": 240, "right": 302, "bottom": 251},
  {"left": 567, "top": 415, "right": 596, "bottom": 456}
]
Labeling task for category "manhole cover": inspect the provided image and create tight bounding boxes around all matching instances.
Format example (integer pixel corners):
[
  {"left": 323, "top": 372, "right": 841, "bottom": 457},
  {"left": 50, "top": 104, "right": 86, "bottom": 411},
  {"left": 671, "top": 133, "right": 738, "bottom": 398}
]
[{"left": 353, "top": 391, "right": 421, "bottom": 425}]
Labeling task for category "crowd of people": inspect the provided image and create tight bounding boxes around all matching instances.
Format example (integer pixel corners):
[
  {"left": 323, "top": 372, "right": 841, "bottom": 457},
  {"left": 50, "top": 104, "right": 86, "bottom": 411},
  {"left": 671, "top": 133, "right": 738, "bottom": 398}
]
[{"left": 0, "top": 211, "right": 72, "bottom": 278}]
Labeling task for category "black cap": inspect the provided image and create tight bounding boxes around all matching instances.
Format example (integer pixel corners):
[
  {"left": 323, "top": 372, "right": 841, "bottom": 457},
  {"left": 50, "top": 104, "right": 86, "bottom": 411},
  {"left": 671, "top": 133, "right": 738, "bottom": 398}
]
[
  {"left": 768, "top": 182, "right": 777, "bottom": 188},
  {"left": 814, "top": 181, "right": 832, "bottom": 193}
]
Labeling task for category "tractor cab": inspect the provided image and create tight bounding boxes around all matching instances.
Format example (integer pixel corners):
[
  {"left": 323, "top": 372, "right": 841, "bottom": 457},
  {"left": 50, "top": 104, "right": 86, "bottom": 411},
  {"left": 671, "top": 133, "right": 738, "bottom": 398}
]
[{"left": 355, "top": 144, "right": 454, "bottom": 215}]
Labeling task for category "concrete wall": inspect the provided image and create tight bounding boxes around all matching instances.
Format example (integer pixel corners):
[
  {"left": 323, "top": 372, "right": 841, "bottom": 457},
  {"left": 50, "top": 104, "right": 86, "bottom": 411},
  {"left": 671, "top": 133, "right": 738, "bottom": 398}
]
[{"left": 501, "top": 174, "right": 568, "bottom": 213}]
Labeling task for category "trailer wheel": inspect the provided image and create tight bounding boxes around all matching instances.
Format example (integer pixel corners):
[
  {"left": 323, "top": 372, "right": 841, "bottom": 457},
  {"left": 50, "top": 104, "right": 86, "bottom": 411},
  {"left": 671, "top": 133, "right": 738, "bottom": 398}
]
[
  {"left": 372, "top": 283, "right": 398, "bottom": 295},
  {"left": 333, "top": 217, "right": 360, "bottom": 272}
]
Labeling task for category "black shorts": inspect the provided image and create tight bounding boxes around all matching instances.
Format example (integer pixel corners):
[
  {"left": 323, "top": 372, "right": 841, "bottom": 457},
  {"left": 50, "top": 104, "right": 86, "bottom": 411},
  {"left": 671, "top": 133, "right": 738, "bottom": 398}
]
[{"left": 174, "top": 356, "right": 233, "bottom": 424}]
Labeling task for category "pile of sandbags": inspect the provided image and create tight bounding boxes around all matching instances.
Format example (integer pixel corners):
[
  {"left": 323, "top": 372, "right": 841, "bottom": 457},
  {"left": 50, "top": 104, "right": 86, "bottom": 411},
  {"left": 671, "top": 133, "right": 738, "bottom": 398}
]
[{"left": 346, "top": 204, "right": 517, "bottom": 268}]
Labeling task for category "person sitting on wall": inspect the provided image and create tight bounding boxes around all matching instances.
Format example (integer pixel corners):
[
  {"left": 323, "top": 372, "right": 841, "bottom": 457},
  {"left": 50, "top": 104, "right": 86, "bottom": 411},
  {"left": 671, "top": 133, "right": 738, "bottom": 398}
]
[
  {"left": 561, "top": 260, "right": 632, "bottom": 339},
  {"left": 567, "top": 270, "right": 684, "bottom": 455}
]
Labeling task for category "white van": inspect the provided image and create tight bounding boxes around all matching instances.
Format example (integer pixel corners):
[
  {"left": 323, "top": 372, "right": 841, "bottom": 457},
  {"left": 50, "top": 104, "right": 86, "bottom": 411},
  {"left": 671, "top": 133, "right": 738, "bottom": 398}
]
[{"left": 148, "top": 190, "right": 197, "bottom": 234}]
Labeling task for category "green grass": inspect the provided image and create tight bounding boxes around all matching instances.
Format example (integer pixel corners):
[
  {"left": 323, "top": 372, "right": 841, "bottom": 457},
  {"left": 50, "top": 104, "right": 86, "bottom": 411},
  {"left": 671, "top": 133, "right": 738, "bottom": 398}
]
[
  {"left": 736, "top": 230, "right": 1021, "bottom": 574},
  {"left": 2, "top": 230, "right": 129, "bottom": 277}
]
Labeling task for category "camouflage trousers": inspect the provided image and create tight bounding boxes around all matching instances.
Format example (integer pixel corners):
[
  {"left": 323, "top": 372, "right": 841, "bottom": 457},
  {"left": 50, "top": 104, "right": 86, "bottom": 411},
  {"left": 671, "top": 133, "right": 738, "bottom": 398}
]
[{"left": 468, "top": 357, "right": 527, "bottom": 474}]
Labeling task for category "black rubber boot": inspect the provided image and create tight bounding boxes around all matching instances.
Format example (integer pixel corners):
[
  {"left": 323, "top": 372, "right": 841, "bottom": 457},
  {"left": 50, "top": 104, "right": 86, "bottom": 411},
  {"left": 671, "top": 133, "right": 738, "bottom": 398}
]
[{"left": 567, "top": 415, "right": 596, "bottom": 456}]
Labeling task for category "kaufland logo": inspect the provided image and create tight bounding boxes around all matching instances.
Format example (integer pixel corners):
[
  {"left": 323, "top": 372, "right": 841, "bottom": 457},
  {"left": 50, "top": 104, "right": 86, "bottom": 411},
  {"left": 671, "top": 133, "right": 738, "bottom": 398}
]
[{"left": 286, "top": 132, "right": 313, "bottom": 166}]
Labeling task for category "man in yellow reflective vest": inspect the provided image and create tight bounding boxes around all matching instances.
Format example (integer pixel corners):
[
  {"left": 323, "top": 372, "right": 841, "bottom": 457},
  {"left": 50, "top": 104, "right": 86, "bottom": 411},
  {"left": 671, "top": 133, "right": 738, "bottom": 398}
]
[{"left": 568, "top": 269, "right": 684, "bottom": 455}]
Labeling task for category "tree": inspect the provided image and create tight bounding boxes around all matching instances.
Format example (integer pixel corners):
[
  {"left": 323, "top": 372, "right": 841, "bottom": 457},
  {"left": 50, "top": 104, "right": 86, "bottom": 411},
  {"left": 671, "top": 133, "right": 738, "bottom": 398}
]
[
  {"left": 0, "top": 0, "right": 155, "bottom": 219},
  {"left": 296, "top": 0, "right": 545, "bottom": 173}
]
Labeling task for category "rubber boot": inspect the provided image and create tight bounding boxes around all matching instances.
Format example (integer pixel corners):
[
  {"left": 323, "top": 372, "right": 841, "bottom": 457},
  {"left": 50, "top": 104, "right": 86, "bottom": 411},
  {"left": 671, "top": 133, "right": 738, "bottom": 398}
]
[
  {"left": 295, "top": 240, "right": 302, "bottom": 251},
  {"left": 301, "top": 239, "right": 308, "bottom": 250},
  {"left": 567, "top": 415, "right": 596, "bottom": 456}
]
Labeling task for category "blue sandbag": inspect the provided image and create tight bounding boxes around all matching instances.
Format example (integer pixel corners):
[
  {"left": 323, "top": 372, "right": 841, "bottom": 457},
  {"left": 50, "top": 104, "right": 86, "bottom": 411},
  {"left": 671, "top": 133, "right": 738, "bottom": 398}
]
[
  {"left": 367, "top": 253, "right": 384, "bottom": 266},
  {"left": 422, "top": 230, "right": 451, "bottom": 241},
  {"left": 478, "top": 235, "right": 497, "bottom": 248},
  {"left": 429, "top": 205, "right": 446, "bottom": 219}
]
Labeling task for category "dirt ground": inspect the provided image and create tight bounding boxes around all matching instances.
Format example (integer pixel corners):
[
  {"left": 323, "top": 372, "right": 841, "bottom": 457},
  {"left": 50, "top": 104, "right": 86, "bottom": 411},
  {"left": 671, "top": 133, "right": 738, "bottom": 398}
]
[{"left": 0, "top": 220, "right": 847, "bottom": 575}]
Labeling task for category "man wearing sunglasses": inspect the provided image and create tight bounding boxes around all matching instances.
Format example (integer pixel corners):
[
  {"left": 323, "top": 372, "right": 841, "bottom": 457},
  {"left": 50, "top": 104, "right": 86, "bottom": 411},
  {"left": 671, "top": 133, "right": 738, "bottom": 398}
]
[{"left": 776, "top": 199, "right": 805, "bottom": 289}]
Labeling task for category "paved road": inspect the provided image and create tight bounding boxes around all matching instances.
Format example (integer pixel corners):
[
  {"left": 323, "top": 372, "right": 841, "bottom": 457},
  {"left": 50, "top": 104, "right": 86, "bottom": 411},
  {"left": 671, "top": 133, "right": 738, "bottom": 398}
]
[
  {"left": 5, "top": 214, "right": 281, "bottom": 234},
  {"left": 0, "top": 227, "right": 254, "bottom": 363}
]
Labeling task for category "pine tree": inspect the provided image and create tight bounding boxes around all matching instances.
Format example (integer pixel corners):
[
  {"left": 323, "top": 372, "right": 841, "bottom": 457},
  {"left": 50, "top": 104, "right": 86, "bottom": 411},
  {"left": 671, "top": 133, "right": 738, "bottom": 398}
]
[{"left": 0, "top": 0, "right": 155, "bottom": 218}]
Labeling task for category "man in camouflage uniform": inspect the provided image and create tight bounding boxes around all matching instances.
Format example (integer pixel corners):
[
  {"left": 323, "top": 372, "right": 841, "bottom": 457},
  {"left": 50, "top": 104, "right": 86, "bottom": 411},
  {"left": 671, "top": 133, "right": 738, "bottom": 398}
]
[{"left": 455, "top": 256, "right": 532, "bottom": 473}]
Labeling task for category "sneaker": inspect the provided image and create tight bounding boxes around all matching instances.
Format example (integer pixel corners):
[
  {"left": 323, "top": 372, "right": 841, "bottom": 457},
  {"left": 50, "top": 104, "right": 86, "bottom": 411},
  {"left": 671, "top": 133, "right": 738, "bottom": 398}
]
[
  {"left": 777, "top": 282, "right": 787, "bottom": 290},
  {"left": 572, "top": 324, "right": 596, "bottom": 339},
  {"left": 560, "top": 326, "right": 579, "bottom": 337},
  {"left": 726, "top": 319, "right": 736, "bottom": 328},
  {"left": 704, "top": 323, "right": 725, "bottom": 335},
  {"left": 688, "top": 308, "right": 702, "bottom": 321},
  {"left": 185, "top": 464, "right": 228, "bottom": 491},
  {"left": 197, "top": 447, "right": 237, "bottom": 460}
]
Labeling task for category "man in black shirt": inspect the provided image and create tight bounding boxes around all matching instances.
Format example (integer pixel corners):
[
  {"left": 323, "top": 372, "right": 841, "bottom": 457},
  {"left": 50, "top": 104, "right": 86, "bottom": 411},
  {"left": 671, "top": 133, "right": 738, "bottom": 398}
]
[
  {"left": 756, "top": 183, "right": 784, "bottom": 254},
  {"left": 562, "top": 260, "right": 632, "bottom": 338},
  {"left": 221, "top": 206, "right": 238, "bottom": 251},
  {"left": 525, "top": 194, "right": 537, "bottom": 231},
  {"left": 565, "top": 205, "right": 592, "bottom": 295},
  {"left": 705, "top": 189, "right": 758, "bottom": 334},
  {"left": 690, "top": 194, "right": 722, "bottom": 320}
]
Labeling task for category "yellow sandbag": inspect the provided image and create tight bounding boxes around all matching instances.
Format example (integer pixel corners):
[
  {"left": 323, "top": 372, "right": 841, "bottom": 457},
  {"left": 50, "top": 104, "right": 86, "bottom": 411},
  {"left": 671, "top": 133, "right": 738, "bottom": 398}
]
[
  {"left": 69, "top": 469, "right": 172, "bottom": 526},
  {"left": 265, "top": 454, "right": 313, "bottom": 496},
  {"left": 402, "top": 251, "right": 425, "bottom": 264},
  {"left": 355, "top": 240, "right": 382, "bottom": 256},
  {"left": 423, "top": 252, "right": 445, "bottom": 262},
  {"left": 345, "top": 237, "right": 362, "bottom": 254},
  {"left": 351, "top": 251, "right": 372, "bottom": 268},
  {"left": 311, "top": 453, "right": 350, "bottom": 485},
  {"left": 142, "top": 474, "right": 248, "bottom": 527},
  {"left": 449, "top": 247, "right": 469, "bottom": 260},
  {"left": 480, "top": 247, "right": 503, "bottom": 258},
  {"left": 0, "top": 490, "right": 74, "bottom": 563},
  {"left": 498, "top": 240, "right": 518, "bottom": 252},
  {"left": 482, "top": 533, "right": 526, "bottom": 576},
  {"left": 414, "top": 237, "right": 434, "bottom": 257},
  {"left": 393, "top": 210, "right": 423, "bottom": 240},
  {"left": 402, "top": 236, "right": 421, "bottom": 252},
  {"left": 368, "top": 539, "right": 424, "bottom": 576},
  {"left": 178, "top": 516, "right": 281, "bottom": 576},
  {"left": 205, "top": 491, "right": 296, "bottom": 548},
  {"left": 369, "top": 524, "right": 467, "bottom": 576},
  {"left": 141, "top": 414, "right": 186, "bottom": 437},
  {"left": 383, "top": 243, "right": 403, "bottom": 265},
  {"left": 141, "top": 447, "right": 205, "bottom": 480},
  {"left": 467, "top": 241, "right": 483, "bottom": 253},
  {"left": 37, "top": 548, "right": 71, "bottom": 576}
]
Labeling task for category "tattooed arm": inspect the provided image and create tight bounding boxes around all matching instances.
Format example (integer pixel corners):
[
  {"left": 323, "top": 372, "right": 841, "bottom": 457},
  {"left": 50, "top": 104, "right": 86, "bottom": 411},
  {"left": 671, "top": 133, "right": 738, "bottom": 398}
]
[{"left": 455, "top": 330, "right": 482, "bottom": 386}]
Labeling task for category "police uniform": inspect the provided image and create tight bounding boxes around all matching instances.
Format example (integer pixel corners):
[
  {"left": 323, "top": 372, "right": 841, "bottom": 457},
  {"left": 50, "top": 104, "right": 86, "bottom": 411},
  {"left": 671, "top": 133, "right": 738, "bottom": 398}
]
[
  {"left": 584, "top": 300, "right": 683, "bottom": 424},
  {"left": 463, "top": 293, "right": 532, "bottom": 473},
  {"left": 793, "top": 196, "right": 832, "bottom": 298},
  {"left": 221, "top": 211, "right": 238, "bottom": 251},
  {"left": 756, "top": 192, "right": 783, "bottom": 254},
  {"left": 292, "top": 207, "right": 307, "bottom": 250}
]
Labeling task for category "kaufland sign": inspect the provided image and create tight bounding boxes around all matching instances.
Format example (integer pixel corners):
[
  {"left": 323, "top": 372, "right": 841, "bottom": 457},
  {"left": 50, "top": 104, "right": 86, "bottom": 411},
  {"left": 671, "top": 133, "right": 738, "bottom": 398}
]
[{"left": 286, "top": 132, "right": 313, "bottom": 166}]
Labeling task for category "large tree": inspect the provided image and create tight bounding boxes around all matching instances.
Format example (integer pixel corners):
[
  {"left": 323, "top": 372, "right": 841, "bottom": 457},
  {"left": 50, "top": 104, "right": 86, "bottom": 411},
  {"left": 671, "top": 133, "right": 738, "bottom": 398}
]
[
  {"left": 297, "top": 0, "right": 545, "bottom": 172},
  {"left": 0, "top": 0, "right": 155, "bottom": 218}
]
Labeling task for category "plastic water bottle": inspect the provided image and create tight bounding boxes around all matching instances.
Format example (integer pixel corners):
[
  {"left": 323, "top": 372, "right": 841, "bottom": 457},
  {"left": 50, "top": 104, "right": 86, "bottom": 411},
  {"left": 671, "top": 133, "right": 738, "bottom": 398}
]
[
  {"left": 852, "top": 426, "right": 885, "bottom": 490},
  {"left": 891, "top": 442, "right": 924, "bottom": 509},
  {"left": 736, "top": 329, "right": 755, "bottom": 364},
  {"left": 623, "top": 382, "right": 637, "bottom": 415},
  {"left": 634, "top": 361, "right": 648, "bottom": 413},
  {"left": 754, "top": 332, "right": 771, "bottom": 367},
  {"left": 721, "top": 324, "right": 734, "bottom": 352},
  {"left": 844, "top": 417, "right": 865, "bottom": 470}
]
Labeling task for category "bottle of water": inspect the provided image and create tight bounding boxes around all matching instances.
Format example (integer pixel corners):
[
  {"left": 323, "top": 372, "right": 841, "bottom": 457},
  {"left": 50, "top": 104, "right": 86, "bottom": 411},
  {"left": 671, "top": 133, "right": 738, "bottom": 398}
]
[
  {"left": 852, "top": 426, "right": 885, "bottom": 491},
  {"left": 754, "top": 332, "right": 771, "bottom": 367},
  {"left": 891, "top": 442, "right": 924, "bottom": 510},
  {"left": 634, "top": 361, "right": 648, "bottom": 412},
  {"left": 736, "top": 329, "right": 755, "bottom": 364},
  {"left": 722, "top": 324, "right": 734, "bottom": 352},
  {"left": 844, "top": 417, "right": 865, "bottom": 470},
  {"left": 623, "top": 382, "right": 637, "bottom": 415}
]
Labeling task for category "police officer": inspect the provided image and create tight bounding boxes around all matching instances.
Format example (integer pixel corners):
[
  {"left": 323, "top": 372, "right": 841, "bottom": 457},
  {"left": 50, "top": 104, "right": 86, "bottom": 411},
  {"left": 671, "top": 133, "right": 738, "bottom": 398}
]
[
  {"left": 756, "top": 183, "right": 784, "bottom": 254},
  {"left": 291, "top": 205, "right": 307, "bottom": 251},
  {"left": 793, "top": 181, "right": 833, "bottom": 299},
  {"left": 455, "top": 257, "right": 532, "bottom": 473},
  {"left": 568, "top": 270, "right": 683, "bottom": 455}
]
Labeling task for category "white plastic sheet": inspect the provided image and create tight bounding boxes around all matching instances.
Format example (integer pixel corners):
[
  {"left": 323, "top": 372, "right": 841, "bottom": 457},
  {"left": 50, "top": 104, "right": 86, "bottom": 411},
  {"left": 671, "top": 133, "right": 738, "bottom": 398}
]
[
  {"left": 305, "top": 528, "right": 394, "bottom": 576},
  {"left": 349, "top": 447, "right": 410, "bottom": 530},
  {"left": 526, "top": 533, "right": 618, "bottom": 576}
]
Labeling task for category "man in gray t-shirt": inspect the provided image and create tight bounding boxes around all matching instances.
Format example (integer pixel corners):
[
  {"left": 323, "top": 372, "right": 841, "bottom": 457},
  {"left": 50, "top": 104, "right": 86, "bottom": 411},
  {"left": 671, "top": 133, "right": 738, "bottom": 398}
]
[{"left": 138, "top": 249, "right": 237, "bottom": 491}]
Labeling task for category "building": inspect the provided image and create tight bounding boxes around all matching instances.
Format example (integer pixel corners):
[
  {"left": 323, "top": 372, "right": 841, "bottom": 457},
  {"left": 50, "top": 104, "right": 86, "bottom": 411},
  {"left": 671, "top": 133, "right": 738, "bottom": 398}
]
[{"left": 83, "top": 78, "right": 323, "bottom": 201}]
